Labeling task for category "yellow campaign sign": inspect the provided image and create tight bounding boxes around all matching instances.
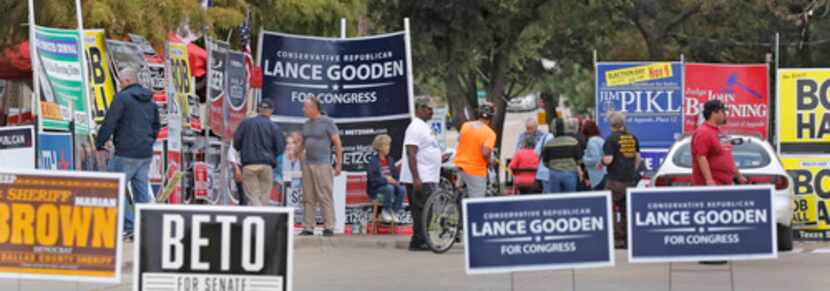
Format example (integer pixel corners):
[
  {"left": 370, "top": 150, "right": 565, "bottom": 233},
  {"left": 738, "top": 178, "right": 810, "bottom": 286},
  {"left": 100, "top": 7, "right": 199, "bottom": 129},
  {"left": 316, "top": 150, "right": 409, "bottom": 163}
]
[
  {"left": 168, "top": 42, "right": 192, "bottom": 126},
  {"left": 778, "top": 69, "right": 830, "bottom": 152},
  {"left": 0, "top": 169, "right": 125, "bottom": 283},
  {"left": 605, "top": 62, "right": 673, "bottom": 87},
  {"left": 782, "top": 156, "right": 830, "bottom": 238},
  {"left": 83, "top": 30, "right": 116, "bottom": 124}
]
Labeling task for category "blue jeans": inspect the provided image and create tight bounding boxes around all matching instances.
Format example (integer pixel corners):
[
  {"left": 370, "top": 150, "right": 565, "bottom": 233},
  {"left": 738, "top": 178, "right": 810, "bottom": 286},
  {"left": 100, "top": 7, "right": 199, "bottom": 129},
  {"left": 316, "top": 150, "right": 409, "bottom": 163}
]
[
  {"left": 544, "top": 170, "right": 578, "bottom": 194},
  {"left": 370, "top": 184, "right": 406, "bottom": 213},
  {"left": 108, "top": 156, "right": 152, "bottom": 233}
]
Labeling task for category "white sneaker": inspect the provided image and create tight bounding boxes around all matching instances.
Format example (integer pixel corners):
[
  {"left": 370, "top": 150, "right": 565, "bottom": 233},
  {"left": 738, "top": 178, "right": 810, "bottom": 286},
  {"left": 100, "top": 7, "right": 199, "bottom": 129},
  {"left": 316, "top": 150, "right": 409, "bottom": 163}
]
[
  {"left": 381, "top": 210, "right": 393, "bottom": 223},
  {"left": 391, "top": 212, "right": 401, "bottom": 223}
]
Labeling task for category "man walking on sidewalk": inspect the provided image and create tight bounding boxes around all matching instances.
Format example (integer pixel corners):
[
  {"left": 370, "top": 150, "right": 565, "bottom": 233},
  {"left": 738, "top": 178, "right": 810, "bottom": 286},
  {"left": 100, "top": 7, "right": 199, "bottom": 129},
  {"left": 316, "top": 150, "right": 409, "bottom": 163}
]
[
  {"left": 692, "top": 99, "right": 747, "bottom": 187},
  {"left": 96, "top": 66, "right": 160, "bottom": 240},
  {"left": 299, "top": 97, "right": 343, "bottom": 237},
  {"left": 233, "top": 100, "right": 285, "bottom": 206}
]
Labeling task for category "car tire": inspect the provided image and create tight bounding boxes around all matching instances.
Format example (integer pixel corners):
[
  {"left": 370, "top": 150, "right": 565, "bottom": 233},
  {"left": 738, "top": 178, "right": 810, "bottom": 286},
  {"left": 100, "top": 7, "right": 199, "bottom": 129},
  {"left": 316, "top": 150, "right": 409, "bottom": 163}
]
[{"left": 777, "top": 223, "right": 793, "bottom": 251}]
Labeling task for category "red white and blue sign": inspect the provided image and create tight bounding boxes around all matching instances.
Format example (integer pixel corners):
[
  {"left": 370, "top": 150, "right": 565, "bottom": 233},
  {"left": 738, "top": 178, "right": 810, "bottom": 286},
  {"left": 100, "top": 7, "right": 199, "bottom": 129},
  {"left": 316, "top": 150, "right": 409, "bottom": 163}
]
[
  {"left": 684, "top": 63, "right": 769, "bottom": 139},
  {"left": 463, "top": 192, "right": 614, "bottom": 274},
  {"left": 627, "top": 185, "right": 777, "bottom": 263},
  {"left": 595, "top": 62, "right": 684, "bottom": 149},
  {"left": 37, "top": 132, "right": 73, "bottom": 170}
]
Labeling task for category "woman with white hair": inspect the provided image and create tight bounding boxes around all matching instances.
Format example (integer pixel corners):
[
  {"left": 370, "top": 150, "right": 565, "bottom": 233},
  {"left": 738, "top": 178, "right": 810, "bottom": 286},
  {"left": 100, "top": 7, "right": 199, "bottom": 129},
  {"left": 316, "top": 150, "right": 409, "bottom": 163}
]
[{"left": 366, "top": 134, "right": 406, "bottom": 222}]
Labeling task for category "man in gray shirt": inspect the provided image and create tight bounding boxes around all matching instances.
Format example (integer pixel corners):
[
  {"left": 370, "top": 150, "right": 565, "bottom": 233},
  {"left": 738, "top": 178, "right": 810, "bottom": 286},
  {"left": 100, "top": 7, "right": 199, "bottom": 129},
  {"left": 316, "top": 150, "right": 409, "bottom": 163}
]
[{"left": 298, "top": 97, "right": 343, "bottom": 237}]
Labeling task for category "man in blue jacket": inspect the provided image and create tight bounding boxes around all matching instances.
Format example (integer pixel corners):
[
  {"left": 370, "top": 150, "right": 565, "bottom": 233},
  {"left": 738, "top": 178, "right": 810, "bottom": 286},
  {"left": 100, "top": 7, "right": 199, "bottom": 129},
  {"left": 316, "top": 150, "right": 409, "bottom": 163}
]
[
  {"left": 96, "top": 66, "right": 160, "bottom": 240},
  {"left": 234, "top": 100, "right": 285, "bottom": 206}
]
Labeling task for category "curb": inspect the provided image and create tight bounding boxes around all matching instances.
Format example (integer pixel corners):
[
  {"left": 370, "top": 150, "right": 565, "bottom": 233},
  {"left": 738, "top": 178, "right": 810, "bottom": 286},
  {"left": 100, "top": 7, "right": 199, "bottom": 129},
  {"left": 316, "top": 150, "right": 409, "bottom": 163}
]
[
  {"left": 294, "top": 235, "right": 411, "bottom": 250},
  {"left": 293, "top": 235, "right": 466, "bottom": 251}
]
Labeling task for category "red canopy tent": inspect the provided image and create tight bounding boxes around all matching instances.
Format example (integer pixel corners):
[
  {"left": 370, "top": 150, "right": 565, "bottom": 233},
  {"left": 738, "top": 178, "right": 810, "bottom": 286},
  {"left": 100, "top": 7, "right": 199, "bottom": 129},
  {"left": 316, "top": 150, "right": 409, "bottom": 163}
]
[
  {"left": 0, "top": 36, "right": 208, "bottom": 80},
  {"left": 0, "top": 41, "right": 32, "bottom": 80}
]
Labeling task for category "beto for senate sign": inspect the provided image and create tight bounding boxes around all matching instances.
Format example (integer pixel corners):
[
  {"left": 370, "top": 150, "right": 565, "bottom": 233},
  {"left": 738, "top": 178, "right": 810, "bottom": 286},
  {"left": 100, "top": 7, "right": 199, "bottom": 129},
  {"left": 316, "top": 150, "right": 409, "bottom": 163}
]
[
  {"left": 463, "top": 192, "right": 614, "bottom": 274},
  {"left": 628, "top": 185, "right": 776, "bottom": 263},
  {"left": 134, "top": 205, "right": 293, "bottom": 291}
]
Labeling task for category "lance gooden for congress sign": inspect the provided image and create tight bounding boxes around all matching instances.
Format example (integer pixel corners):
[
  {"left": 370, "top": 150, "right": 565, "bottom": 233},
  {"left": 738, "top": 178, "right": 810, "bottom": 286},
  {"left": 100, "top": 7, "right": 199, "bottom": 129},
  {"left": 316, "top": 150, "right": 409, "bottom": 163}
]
[
  {"left": 134, "top": 205, "right": 293, "bottom": 291},
  {"left": 463, "top": 192, "right": 614, "bottom": 274},
  {"left": 627, "top": 185, "right": 776, "bottom": 263}
]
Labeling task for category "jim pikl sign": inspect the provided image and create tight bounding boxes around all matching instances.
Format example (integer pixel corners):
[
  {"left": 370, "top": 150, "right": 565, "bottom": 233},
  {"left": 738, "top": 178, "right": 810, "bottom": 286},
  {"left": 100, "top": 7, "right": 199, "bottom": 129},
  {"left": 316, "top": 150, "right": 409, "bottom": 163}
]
[
  {"left": 135, "top": 205, "right": 293, "bottom": 291},
  {"left": 463, "top": 192, "right": 614, "bottom": 274},
  {"left": 258, "top": 31, "right": 412, "bottom": 172},
  {"left": 628, "top": 185, "right": 776, "bottom": 263},
  {"left": 595, "top": 62, "right": 683, "bottom": 149}
]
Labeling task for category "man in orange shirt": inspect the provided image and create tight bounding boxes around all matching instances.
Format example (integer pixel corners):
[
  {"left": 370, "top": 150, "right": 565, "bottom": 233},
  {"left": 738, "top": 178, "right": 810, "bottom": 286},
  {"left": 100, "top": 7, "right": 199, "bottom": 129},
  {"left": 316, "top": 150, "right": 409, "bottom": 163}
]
[{"left": 454, "top": 103, "right": 497, "bottom": 198}]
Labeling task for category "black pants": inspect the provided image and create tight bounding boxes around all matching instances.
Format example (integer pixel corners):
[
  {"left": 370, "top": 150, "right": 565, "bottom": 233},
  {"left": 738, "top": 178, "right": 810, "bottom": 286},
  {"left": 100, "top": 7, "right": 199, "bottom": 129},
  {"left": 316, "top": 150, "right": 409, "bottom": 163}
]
[
  {"left": 605, "top": 179, "right": 632, "bottom": 247},
  {"left": 237, "top": 182, "right": 246, "bottom": 205},
  {"left": 404, "top": 183, "right": 436, "bottom": 246}
]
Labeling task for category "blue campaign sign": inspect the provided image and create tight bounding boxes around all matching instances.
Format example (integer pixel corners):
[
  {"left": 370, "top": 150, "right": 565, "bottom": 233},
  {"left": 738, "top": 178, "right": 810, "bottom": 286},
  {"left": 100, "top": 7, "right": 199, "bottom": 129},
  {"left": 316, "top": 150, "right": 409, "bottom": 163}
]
[
  {"left": 37, "top": 132, "right": 73, "bottom": 170},
  {"left": 595, "top": 62, "right": 684, "bottom": 149},
  {"left": 640, "top": 148, "right": 668, "bottom": 172},
  {"left": 627, "top": 185, "right": 776, "bottom": 263},
  {"left": 259, "top": 31, "right": 411, "bottom": 119},
  {"left": 463, "top": 192, "right": 614, "bottom": 274}
]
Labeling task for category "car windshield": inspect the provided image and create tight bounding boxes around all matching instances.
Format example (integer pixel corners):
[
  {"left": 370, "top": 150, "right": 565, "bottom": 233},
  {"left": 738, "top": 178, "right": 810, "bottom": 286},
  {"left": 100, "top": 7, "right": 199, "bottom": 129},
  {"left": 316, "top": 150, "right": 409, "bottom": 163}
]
[{"left": 672, "top": 139, "right": 771, "bottom": 169}]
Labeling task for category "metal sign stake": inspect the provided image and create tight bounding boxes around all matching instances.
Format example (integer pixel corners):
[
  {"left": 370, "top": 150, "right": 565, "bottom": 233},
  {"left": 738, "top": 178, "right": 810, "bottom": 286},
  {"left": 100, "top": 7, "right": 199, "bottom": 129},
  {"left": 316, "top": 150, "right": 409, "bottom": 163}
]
[
  {"left": 668, "top": 262, "right": 736, "bottom": 291},
  {"left": 571, "top": 268, "right": 576, "bottom": 291}
]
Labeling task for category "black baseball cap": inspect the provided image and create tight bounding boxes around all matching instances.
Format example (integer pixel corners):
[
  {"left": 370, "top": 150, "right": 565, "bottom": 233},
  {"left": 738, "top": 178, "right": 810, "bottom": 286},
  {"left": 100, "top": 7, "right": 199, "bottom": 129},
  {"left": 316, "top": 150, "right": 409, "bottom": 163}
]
[{"left": 258, "top": 100, "right": 273, "bottom": 110}]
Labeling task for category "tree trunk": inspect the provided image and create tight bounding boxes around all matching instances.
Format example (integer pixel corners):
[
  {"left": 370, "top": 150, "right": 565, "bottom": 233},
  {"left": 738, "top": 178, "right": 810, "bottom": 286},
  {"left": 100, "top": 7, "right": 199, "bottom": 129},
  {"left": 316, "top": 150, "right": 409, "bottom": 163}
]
[
  {"left": 486, "top": 49, "right": 511, "bottom": 155},
  {"left": 446, "top": 57, "right": 470, "bottom": 130},
  {"left": 541, "top": 91, "right": 558, "bottom": 126}
]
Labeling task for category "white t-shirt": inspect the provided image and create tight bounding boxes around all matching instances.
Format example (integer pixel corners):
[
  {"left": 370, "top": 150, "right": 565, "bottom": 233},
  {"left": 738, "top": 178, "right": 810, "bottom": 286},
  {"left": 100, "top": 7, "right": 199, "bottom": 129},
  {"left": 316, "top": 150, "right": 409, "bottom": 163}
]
[
  {"left": 400, "top": 117, "right": 442, "bottom": 183},
  {"left": 228, "top": 146, "right": 240, "bottom": 165}
]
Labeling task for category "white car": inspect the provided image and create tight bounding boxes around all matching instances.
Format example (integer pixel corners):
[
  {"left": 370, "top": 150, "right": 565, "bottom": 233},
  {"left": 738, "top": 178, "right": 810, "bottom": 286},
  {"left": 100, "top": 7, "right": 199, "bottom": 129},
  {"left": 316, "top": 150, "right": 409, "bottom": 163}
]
[
  {"left": 507, "top": 94, "right": 538, "bottom": 112},
  {"left": 650, "top": 135, "right": 795, "bottom": 251}
]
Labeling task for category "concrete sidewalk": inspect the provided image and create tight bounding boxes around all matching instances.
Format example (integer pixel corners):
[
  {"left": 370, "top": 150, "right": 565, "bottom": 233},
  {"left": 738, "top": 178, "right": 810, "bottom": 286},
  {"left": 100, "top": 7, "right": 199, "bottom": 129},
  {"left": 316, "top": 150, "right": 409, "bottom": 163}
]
[{"left": 3, "top": 236, "right": 830, "bottom": 291}]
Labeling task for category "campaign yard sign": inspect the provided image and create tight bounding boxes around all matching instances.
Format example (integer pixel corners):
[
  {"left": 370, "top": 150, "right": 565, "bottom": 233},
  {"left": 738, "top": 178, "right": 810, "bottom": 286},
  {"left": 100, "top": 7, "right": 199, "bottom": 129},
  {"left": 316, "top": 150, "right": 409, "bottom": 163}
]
[
  {"left": 777, "top": 69, "right": 830, "bottom": 153},
  {"left": 628, "top": 185, "right": 776, "bottom": 263},
  {"left": 463, "top": 192, "right": 614, "bottom": 274},
  {"left": 135, "top": 205, "right": 293, "bottom": 291},
  {"left": 684, "top": 64, "right": 769, "bottom": 138},
  {"left": 0, "top": 125, "right": 35, "bottom": 169},
  {"left": 258, "top": 31, "right": 412, "bottom": 172},
  {"left": 34, "top": 26, "right": 93, "bottom": 134},
  {"left": 640, "top": 148, "right": 668, "bottom": 174},
  {"left": 782, "top": 155, "right": 830, "bottom": 239},
  {"left": 595, "top": 62, "right": 683, "bottom": 149},
  {"left": 0, "top": 169, "right": 125, "bottom": 282},
  {"left": 37, "top": 131, "right": 73, "bottom": 170}
]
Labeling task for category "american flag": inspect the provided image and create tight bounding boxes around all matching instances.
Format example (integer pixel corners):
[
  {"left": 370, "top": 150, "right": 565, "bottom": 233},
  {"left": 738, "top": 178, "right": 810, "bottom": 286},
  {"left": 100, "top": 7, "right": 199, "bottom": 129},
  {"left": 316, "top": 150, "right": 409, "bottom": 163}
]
[{"left": 240, "top": 9, "right": 260, "bottom": 88}]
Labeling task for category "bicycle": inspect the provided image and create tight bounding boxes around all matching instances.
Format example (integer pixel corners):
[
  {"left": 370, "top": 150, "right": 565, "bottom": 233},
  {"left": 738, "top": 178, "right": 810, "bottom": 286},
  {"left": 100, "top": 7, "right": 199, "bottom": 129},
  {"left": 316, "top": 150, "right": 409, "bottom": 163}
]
[
  {"left": 422, "top": 152, "right": 500, "bottom": 253},
  {"left": 422, "top": 166, "right": 464, "bottom": 253}
]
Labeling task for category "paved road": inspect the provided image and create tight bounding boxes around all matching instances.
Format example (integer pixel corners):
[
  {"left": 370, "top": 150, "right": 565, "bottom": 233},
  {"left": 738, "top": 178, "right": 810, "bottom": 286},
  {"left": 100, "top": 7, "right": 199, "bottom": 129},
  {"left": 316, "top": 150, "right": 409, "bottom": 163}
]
[
  {"left": 4, "top": 237, "right": 829, "bottom": 291},
  {"left": 293, "top": 240, "right": 830, "bottom": 291}
]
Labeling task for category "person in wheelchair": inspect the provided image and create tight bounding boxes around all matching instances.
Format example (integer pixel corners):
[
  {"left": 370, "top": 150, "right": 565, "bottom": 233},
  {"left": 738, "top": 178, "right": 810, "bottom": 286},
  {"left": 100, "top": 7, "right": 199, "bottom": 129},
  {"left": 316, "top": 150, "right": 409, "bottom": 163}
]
[{"left": 509, "top": 137, "right": 540, "bottom": 194}]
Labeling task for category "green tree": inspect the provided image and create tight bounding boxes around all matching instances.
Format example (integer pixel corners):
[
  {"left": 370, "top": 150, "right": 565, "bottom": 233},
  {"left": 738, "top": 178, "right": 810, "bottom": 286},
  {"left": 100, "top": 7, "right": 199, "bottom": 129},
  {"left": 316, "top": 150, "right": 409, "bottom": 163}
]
[
  {"left": 370, "top": 0, "right": 560, "bottom": 149},
  {"left": 1, "top": 0, "right": 248, "bottom": 49}
]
